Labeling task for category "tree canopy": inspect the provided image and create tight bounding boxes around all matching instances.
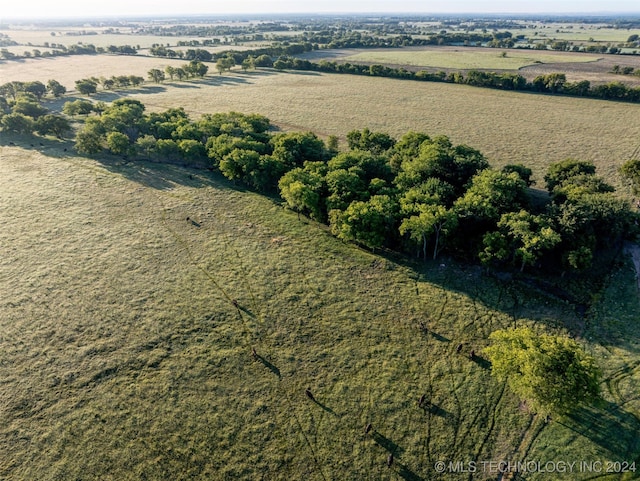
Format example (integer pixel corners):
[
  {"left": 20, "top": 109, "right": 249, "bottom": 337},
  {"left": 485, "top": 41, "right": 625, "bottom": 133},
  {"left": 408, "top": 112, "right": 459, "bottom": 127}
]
[{"left": 485, "top": 327, "right": 601, "bottom": 416}]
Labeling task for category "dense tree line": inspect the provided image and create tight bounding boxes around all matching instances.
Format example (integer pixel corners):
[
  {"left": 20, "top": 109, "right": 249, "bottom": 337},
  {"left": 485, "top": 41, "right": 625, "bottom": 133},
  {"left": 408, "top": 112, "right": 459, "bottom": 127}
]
[
  {"left": 268, "top": 58, "right": 640, "bottom": 103},
  {"left": 70, "top": 100, "right": 638, "bottom": 277}
]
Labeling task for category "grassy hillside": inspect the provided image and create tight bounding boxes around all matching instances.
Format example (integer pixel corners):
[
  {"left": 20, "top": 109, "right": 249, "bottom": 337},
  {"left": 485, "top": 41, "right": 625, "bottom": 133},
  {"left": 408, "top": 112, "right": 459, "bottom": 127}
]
[{"left": 1, "top": 143, "right": 638, "bottom": 480}]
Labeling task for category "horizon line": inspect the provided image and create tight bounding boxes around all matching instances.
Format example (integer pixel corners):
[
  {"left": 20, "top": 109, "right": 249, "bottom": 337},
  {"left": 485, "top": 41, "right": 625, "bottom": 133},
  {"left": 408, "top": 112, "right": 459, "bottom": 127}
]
[{"left": 3, "top": 11, "right": 640, "bottom": 21}]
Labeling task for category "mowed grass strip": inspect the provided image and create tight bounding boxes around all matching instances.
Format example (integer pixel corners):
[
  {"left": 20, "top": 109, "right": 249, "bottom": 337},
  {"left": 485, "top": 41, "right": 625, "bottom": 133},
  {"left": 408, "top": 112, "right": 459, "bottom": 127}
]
[
  {"left": 4, "top": 146, "right": 634, "bottom": 480},
  {"left": 340, "top": 48, "right": 600, "bottom": 70}
]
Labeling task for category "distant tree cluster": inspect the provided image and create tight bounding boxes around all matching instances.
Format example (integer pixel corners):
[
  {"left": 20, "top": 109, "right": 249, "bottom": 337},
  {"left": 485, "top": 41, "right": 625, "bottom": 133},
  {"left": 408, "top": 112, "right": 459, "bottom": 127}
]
[
  {"left": 71, "top": 100, "right": 638, "bottom": 276},
  {"left": 0, "top": 81, "right": 70, "bottom": 138}
]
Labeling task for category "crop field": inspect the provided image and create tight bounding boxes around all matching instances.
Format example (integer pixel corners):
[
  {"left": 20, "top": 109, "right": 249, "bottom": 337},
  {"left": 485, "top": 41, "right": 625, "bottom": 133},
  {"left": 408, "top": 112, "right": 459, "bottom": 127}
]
[
  {"left": 335, "top": 48, "right": 600, "bottom": 70},
  {"left": 0, "top": 140, "right": 638, "bottom": 480}
]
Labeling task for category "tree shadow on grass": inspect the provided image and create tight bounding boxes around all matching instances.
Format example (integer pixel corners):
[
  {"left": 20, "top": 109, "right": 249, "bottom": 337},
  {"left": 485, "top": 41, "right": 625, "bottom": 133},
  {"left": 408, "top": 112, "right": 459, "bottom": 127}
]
[
  {"left": 429, "top": 331, "right": 451, "bottom": 343},
  {"left": 558, "top": 401, "right": 640, "bottom": 459},
  {"left": 189, "top": 75, "right": 253, "bottom": 87},
  {"left": 279, "top": 70, "right": 322, "bottom": 77},
  {"left": 424, "top": 403, "right": 452, "bottom": 419}
]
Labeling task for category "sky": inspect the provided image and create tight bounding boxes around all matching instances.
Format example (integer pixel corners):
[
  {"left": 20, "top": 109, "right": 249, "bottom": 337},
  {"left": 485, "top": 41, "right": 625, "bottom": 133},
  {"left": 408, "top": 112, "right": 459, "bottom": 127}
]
[{"left": 2, "top": 0, "right": 640, "bottom": 20}]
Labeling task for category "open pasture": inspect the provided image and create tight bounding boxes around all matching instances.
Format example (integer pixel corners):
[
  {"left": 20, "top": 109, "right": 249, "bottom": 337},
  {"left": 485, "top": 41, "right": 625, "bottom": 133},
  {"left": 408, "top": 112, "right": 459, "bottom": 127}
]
[
  {"left": 4, "top": 54, "right": 639, "bottom": 186},
  {"left": 0, "top": 140, "right": 638, "bottom": 480},
  {"left": 335, "top": 47, "right": 600, "bottom": 70}
]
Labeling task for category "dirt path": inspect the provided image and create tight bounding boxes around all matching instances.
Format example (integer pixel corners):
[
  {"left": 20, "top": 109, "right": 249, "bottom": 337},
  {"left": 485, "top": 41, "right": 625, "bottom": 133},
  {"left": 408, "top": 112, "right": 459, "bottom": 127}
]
[{"left": 625, "top": 241, "right": 640, "bottom": 289}]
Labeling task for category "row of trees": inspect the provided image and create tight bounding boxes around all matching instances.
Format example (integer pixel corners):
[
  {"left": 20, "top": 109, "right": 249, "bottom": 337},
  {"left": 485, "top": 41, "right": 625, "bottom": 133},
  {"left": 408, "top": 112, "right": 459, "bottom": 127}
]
[
  {"left": 70, "top": 60, "right": 209, "bottom": 96},
  {"left": 270, "top": 58, "right": 640, "bottom": 103},
  {"left": 71, "top": 100, "right": 638, "bottom": 276},
  {"left": 0, "top": 43, "right": 139, "bottom": 62},
  {"left": 149, "top": 60, "right": 209, "bottom": 83},
  {"left": 0, "top": 80, "right": 66, "bottom": 100}
]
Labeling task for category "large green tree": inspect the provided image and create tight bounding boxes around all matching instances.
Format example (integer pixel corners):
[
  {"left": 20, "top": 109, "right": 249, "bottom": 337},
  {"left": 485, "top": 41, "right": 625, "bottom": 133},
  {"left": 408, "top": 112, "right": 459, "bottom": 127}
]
[
  {"left": 35, "top": 114, "right": 71, "bottom": 138},
  {"left": 278, "top": 163, "right": 327, "bottom": 221},
  {"left": 147, "top": 69, "right": 165, "bottom": 83},
  {"left": 485, "top": 327, "right": 601, "bottom": 416},
  {"left": 1, "top": 113, "right": 35, "bottom": 134},
  {"left": 271, "top": 131, "right": 327, "bottom": 169},
  {"left": 215, "top": 56, "right": 235, "bottom": 75},
  {"left": 395, "top": 135, "right": 488, "bottom": 194},
  {"left": 106, "top": 131, "right": 133, "bottom": 156},
  {"left": 24, "top": 81, "right": 47, "bottom": 100}
]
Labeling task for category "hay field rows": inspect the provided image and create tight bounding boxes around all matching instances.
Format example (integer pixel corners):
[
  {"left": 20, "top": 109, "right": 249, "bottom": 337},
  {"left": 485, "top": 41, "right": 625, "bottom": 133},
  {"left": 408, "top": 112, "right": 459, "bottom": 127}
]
[{"left": 1, "top": 144, "right": 638, "bottom": 480}]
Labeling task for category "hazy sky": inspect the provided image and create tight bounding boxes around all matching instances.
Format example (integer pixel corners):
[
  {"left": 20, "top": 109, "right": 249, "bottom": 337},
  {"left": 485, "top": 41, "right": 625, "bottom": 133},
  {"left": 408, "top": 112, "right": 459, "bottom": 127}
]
[{"left": 3, "top": 0, "right": 640, "bottom": 19}]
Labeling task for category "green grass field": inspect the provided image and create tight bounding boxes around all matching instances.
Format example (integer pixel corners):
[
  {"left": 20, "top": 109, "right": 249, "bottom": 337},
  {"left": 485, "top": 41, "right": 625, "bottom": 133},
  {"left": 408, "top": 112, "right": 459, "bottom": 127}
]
[
  {"left": 340, "top": 49, "right": 600, "bottom": 70},
  {"left": 1, "top": 141, "right": 638, "bottom": 480}
]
